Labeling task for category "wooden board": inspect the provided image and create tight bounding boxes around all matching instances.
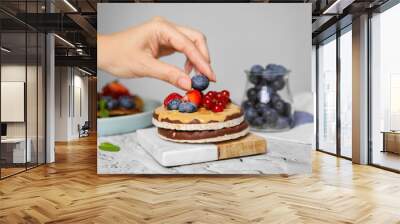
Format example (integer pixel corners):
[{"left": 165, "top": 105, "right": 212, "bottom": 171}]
[
  {"left": 216, "top": 133, "right": 267, "bottom": 160},
  {"left": 136, "top": 128, "right": 267, "bottom": 167}
]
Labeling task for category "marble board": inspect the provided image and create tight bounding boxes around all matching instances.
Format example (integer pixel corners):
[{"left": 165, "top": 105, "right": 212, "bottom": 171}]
[{"left": 136, "top": 128, "right": 266, "bottom": 167}]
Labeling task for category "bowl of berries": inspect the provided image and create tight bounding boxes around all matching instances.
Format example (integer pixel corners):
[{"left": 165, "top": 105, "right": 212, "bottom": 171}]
[
  {"left": 98, "top": 80, "right": 161, "bottom": 136},
  {"left": 242, "top": 64, "right": 294, "bottom": 132}
]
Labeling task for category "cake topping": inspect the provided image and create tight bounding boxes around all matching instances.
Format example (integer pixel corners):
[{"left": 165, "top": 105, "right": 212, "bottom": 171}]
[
  {"left": 178, "top": 102, "right": 197, "bottom": 113},
  {"left": 163, "top": 74, "right": 231, "bottom": 113},
  {"left": 163, "top": 92, "right": 183, "bottom": 107},
  {"left": 154, "top": 103, "right": 242, "bottom": 124},
  {"left": 184, "top": 89, "right": 202, "bottom": 106}
]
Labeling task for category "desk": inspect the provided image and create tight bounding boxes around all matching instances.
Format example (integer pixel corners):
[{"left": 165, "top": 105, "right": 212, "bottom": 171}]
[
  {"left": 1, "top": 138, "right": 31, "bottom": 163},
  {"left": 382, "top": 131, "right": 400, "bottom": 154}
]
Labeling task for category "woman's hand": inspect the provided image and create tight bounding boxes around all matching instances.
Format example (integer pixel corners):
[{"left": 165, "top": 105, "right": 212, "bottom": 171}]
[{"left": 98, "top": 17, "right": 215, "bottom": 90}]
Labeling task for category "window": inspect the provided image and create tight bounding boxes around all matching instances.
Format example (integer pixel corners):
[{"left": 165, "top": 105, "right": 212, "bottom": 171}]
[
  {"left": 0, "top": 1, "right": 46, "bottom": 179},
  {"left": 370, "top": 3, "right": 400, "bottom": 171},
  {"left": 339, "top": 28, "right": 352, "bottom": 158},
  {"left": 317, "top": 36, "right": 337, "bottom": 155}
]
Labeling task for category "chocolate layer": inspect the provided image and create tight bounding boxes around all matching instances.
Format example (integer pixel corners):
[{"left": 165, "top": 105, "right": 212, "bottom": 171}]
[
  {"left": 158, "top": 122, "right": 248, "bottom": 140},
  {"left": 153, "top": 110, "right": 243, "bottom": 124}
]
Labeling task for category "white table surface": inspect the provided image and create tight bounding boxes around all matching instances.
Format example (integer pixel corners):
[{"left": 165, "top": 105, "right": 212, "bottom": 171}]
[{"left": 97, "top": 124, "right": 313, "bottom": 175}]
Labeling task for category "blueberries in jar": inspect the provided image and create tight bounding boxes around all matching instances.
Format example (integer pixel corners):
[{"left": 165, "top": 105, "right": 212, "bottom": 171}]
[
  {"left": 273, "top": 99, "right": 286, "bottom": 115},
  {"left": 241, "top": 100, "right": 253, "bottom": 111},
  {"left": 270, "top": 93, "right": 281, "bottom": 105},
  {"left": 249, "top": 72, "right": 262, "bottom": 85},
  {"left": 271, "top": 76, "right": 286, "bottom": 91},
  {"left": 251, "top": 116, "right": 266, "bottom": 127},
  {"left": 261, "top": 69, "right": 276, "bottom": 82},
  {"left": 255, "top": 103, "right": 271, "bottom": 116},
  {"left": 265, "top": 64, "right": 288, "bottom": 76},
  {"left": 264, "top": 108, "right": 279, "bottom": 126},
  {"left": 250, "top": 64, "right": 264, "bottom": 74},
  {"left": 244, "top": 106, "right": 258, "bottom": 122},
  {"left": 246, "top": 88, "right": 259, "bottom": 103}
]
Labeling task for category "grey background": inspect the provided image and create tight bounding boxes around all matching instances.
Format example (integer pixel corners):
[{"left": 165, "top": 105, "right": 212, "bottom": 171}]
[{"left": 98, "top": 3, "right": 312, "bottom": 104}]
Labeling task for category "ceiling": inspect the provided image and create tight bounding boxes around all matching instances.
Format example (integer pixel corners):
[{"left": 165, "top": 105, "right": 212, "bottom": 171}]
[{"left": 0, "top": 0, "right": 392, "bottom": 74}]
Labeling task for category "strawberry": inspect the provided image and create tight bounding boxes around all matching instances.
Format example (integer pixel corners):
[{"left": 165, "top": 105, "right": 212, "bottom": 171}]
[
  {"left": 102, "top": 80, "right": 130, "bottom": 99},
  {"left": 164, "top": 93, "right": 183, "bottom": 107},
  {"left": 185, "top": 89, "right": 202, "bottom": 106}
]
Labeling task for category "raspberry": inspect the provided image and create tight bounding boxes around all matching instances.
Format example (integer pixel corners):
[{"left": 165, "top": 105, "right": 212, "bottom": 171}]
[{"left": 164, "top": 93, "right": 183, "bottom": 107}]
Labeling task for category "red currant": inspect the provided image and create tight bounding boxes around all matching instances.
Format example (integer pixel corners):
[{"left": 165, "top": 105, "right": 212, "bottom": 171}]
[
  {"left": 216, "top": 101, "right": 225, "bottom": 108},
  {"left": 203, "top": 98, "right": 214, "bottom": 109},
  {"left": 212, "top": 105, "right": 223, "bottom": 112},
  {"left": 221, "top": 90, "right": 230, "bottom": 98},
  {"left": 206, "top": 91, "right": 216, "bottom": 98},
  {"left": 216, "top": 92, "right": 224, "bottom": 100}
]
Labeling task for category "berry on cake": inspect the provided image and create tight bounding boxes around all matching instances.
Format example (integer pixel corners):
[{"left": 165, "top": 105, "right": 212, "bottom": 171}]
[{"left": 152, "top": 74, "right": 249, "bottom": 143}]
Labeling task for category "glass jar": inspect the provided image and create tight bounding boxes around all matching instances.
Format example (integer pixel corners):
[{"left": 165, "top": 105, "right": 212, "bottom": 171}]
[{"left": 241, "top": 64, "right": 294, "bottom": 132}]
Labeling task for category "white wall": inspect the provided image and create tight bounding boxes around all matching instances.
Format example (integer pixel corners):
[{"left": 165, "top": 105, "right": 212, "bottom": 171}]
[
  {"left": 97, "top": 3, "right": 312, "bottom": 104},
  {"left": 1, "top": 65, "right": 36, "bottom": 138},
  {"left": 54, "top": 67, "right": 89, "bottom": 141}
]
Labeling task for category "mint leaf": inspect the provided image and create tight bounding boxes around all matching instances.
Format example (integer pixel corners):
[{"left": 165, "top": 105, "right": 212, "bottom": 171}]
[{"left": 99, "top": 142, "right": 120, "bottom": 152}]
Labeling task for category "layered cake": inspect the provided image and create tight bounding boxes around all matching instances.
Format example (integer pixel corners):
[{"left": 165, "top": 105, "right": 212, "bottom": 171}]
[{"left": 153, "top": 74, "right": 249, "bottom": 143}]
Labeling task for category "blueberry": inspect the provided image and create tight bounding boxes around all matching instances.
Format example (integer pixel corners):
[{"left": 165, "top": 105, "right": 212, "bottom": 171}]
[
  {"left": 106, "top": 98, "right": 119, "bottom": 110},
  {"left": 167, "top": 99, "right": 181, "bottom": 110},
  {"left": 251, "top": 116, "right": 266, "bottom": 127},
  {"left": 185, "top": 102, "right": 197, "bottom": 113},
  {"left": 275, "top": 116, "right": 291, "bottom": 129},
  {"left": 191, "top": 74, "right": 209, "bottom": 91},
  {"left": 261, "top": 69, "right": 277, "bottom": 82},
  {"left": 270, "top": 93, "right": 281, "bottom": 105},
  {"left": 271, "top": 76, "right": 286, "bottom": 91},
  {"left": 101, "top": 96, "right": 112, "bottom": 103},
  {"left": 246, "top": 88, "right": 259, "bottom": 103},
  {"left": 244, "top": 106, "right": 258, "bottom": 122},
  {"left": 263, "top": 108, "right": 279, "bottom": 126},
  {"left": 250, "top": 64, "right": 264, "bottom": 74},
  {"left": 178, "top": 102, "right": 197, "bottom": 113},
  {"left": 255, "top": 103, "right": 270, "bottom": 116},
  {"left": 273, "top": 99, "right": 286, "bottom": 115},
  {"left": 119, "top": 96, "right": 135, "bottom": 109},
  {"left": 241, "top": 100, "right": 253, "bottom": 111},
  {"left": 254, "top": 84, "right": 264, "bottom": 91},
  {"left": 249, "top": 72, "right": 262, "bottom": 85},
  {"left": 266, "top": 64, "right": 288, "bottom": 75}
]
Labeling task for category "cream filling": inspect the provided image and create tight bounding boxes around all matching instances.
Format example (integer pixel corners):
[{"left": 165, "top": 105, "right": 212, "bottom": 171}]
[
  {"left": 152, "top": 116, "right": 244, "bottom": 131},
  {"left": 158, "top": 127, "right": 250, "bottom": 143}
]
